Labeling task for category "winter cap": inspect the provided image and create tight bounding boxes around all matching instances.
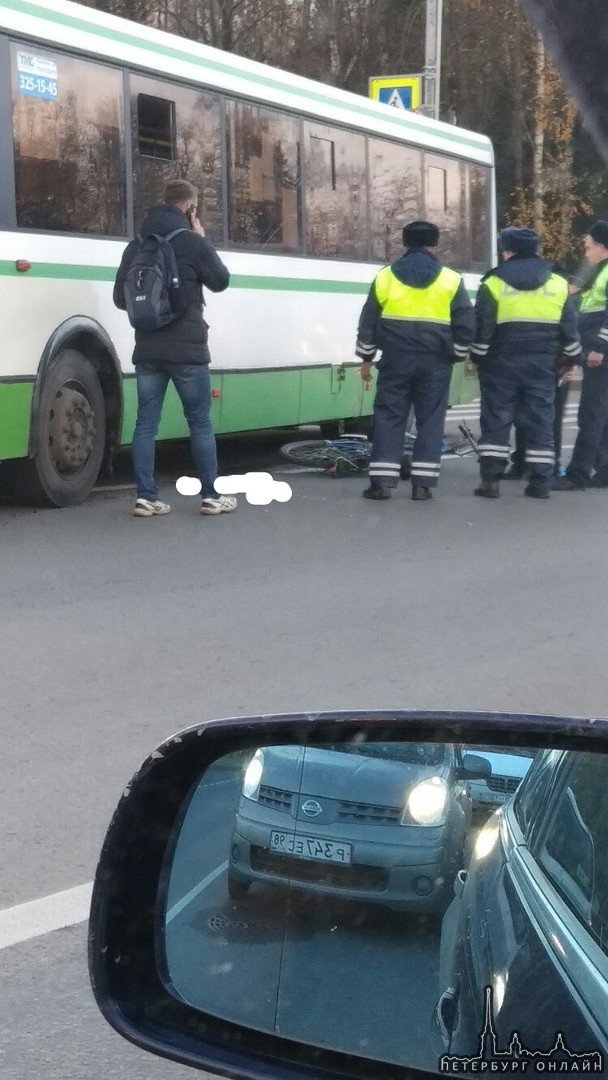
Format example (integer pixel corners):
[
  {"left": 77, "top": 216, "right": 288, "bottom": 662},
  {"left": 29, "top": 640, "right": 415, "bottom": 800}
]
[
  {"left": 588, "top": 220, "right": 608, "bottom": 249},
  {"left": 403, "top": 220, "right": 440, "bottom": 248},
  {"left": 500, "top": 227, "right": 539, "bottom": 257}
]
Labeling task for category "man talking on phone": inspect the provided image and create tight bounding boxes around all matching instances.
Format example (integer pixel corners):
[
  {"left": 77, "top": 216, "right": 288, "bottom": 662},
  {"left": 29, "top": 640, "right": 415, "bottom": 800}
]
[{"left": 114, "top": 179, "right": 235, "bottom": 517}]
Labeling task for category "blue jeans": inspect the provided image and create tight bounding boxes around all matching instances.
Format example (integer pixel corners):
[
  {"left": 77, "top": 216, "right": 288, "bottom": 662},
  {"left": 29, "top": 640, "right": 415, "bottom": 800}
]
[{"left": 132, "top": 362, "right": 218, "bottom": 500}]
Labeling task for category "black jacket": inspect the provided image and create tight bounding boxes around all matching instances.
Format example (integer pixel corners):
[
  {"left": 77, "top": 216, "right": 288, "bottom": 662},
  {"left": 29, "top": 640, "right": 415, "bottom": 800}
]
[
  {"left": 471, "top": 256, "right": 582, "bottom": 367},
  {"left": 113, "top": 204, "right": 230, "bottom": 365},
  {"left": 355, "top": 249, "right": 474, "bottom": 364}
]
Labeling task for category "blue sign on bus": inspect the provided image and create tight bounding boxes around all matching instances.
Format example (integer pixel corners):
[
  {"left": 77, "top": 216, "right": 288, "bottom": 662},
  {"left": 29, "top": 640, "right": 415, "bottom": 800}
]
[{"left": 16, "top": 52, "right": 58, "bottom": 100}]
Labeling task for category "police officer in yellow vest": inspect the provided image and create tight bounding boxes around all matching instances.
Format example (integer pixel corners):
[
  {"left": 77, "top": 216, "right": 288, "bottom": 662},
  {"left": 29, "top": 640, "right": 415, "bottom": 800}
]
[
  {"left": 471, "top": 227, "right": 581, "bottom": 499},
  {"left": 356, "top": 220, "right": 474, "bottom": 501},
  {"left": 555, "top": 221, "right": 608, "bottom": 490}
]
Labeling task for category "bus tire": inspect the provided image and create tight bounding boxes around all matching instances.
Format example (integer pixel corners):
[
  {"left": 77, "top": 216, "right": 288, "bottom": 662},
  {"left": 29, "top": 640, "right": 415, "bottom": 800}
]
[
  {"left": 20, "top": 349, "right": 106, "bottom": 507},
  {"left": 345, "top": 415, "right": 373, "bottom": 437},
  {"left": 319, "top": 420, "right": 344, "bottom": 439}
]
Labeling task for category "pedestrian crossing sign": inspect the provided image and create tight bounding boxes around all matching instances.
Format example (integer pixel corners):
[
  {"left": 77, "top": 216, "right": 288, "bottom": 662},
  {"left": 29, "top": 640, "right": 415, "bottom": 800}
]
[{"left": 369, "top": 76, "right": 421, "bottom": 111}]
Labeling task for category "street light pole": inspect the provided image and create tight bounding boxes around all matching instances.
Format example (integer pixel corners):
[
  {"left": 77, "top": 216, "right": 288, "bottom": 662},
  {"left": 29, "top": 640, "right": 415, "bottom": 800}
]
[{"left": 423, "top": 0, "right": 443, "bottom": 120}]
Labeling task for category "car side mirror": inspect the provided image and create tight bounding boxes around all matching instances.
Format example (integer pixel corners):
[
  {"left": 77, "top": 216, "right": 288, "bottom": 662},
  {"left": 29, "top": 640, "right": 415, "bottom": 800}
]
[
  {"left": 460, "top": 752, "right": 492, "bottom": 780},
  {"left": 88, "top": 710, "right": 608, "bottom": 1080}
]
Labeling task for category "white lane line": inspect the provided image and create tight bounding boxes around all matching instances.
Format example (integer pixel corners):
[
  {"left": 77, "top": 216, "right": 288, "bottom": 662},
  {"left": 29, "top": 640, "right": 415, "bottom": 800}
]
[
  {"left": 0, "top": 882, "right": 93, "bottom": 950},
  {"left": 165, "top": 860, "right": 229, "bottom": 926}
]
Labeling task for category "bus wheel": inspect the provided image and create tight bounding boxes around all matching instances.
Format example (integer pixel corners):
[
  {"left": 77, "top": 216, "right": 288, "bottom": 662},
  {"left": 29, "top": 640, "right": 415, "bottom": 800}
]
[
  {"left": 21, "top": 350, "right": 106, "bottom": 507},
  {"left": 319, "top": 420, "right": 344, "bottom": 439}
]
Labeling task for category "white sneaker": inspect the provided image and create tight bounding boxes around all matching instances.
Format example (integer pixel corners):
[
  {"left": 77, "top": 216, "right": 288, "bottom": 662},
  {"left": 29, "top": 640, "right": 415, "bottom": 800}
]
[
  {"left": 200, "top": 495, "right": 238, "bottom": 515},
  {"left": 133, "top": 498, "right": 171, "bottom": 517}
]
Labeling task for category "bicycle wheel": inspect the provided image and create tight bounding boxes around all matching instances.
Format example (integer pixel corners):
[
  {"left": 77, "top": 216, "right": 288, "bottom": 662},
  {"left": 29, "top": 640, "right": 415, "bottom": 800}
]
[{"left": 280, "top": 440, "right": 343, "bottom": 467}]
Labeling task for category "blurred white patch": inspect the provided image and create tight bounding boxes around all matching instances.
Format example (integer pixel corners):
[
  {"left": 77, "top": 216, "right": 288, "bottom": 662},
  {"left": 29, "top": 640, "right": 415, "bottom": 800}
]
[
  {"left": 177, "top": 472, "right": 292, "bottom": 505},
  {"left": 176, "top": 475, "right": 202, "bottom": 496}
]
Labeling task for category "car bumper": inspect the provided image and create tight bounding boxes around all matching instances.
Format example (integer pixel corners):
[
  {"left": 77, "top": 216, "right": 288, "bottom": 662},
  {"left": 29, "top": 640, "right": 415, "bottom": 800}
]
[{"left": 229, "top": 823, "right": 458, "bottom": 913}]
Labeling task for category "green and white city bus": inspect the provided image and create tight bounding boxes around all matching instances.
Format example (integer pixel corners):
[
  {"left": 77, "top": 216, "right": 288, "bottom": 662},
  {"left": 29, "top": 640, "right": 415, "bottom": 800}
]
[{"left": 0, "top": 0, "right": 496, "bottom": 506}]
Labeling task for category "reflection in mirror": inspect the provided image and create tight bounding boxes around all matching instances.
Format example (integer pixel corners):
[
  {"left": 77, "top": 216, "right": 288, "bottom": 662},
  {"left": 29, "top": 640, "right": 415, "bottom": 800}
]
[{"left": 160, "top": 741, "right": 608, "bottom": 1074}]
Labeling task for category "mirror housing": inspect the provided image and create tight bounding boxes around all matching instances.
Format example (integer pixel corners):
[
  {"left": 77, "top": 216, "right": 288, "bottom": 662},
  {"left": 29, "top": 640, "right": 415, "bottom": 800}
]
[
  {"left": 459, "top": 752, "right": 492, "bottom": 780},
  {"left": 88, "top": 710, "right": 608, "bottom": 1080}
]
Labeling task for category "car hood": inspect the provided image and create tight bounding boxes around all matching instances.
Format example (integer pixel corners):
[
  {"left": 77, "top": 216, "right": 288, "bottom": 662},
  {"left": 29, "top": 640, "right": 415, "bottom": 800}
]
[{"left": 260, "top": 746, "right": 446, "bottom": 806}]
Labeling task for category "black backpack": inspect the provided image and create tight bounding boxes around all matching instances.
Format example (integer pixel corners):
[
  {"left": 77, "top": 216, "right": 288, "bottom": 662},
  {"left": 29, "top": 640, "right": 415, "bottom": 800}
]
[{"left": 123, "top": 228, "right": 188, "bottom": 332}]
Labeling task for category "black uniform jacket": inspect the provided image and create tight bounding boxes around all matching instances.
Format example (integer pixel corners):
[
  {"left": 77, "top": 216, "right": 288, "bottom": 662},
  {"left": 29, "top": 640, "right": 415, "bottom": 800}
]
[
  {"left": 355, "top": 249, "right": 474, "bottom": 364},
  {"left": 471, "top": 256, "right": 581, "bottom": 367}
]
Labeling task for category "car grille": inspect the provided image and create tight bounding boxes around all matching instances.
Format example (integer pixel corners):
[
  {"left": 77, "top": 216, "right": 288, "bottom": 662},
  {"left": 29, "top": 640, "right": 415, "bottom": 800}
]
[
  {"left": 250, "top": 846, "right": 388, "bottom": 892},
  {"left": 258, "top": 786, "right": 293, "bottom": 811},
  {"left": 337, "top": 801, "right": 401, "bottom": 825},
  {"left": 487, "top": 776, "right": 520, "bottom": 795}
]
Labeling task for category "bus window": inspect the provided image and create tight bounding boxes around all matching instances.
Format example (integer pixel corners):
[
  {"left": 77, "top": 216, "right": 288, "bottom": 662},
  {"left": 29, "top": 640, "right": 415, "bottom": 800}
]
[
  {"left": 226, "top": 100, "right": 302, "bottom": 251},
  {"left": 369, "top": 140, "right": 423, "bottom": 263},
  {"left": 10, "top": 45, "right": 125, "bottom": 236},
  {"left": 304, "top": 122, "right": 368, "bottom": 260},
  {"left": 424, "top": 153, "right": 469, "bottom": 270},
  {"left": 137, "top": 94, "right": 176, "bottom": 160},
  {"left": 470, "top": 164, "right": 491, "bottom": 270},
  {"left": 130, "top": 75, "right": 223, "bottom": 242}
]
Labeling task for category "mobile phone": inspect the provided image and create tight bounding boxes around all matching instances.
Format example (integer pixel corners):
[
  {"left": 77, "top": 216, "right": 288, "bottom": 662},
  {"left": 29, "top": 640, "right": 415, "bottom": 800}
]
[{"left": 186, "top": 205, "right": 196, "bottom": 228}]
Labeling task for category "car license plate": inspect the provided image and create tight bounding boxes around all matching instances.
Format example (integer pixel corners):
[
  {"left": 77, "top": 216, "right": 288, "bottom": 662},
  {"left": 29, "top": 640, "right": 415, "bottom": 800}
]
[{"left": 269, "top": 831, "right": 352, "bottom": 865}]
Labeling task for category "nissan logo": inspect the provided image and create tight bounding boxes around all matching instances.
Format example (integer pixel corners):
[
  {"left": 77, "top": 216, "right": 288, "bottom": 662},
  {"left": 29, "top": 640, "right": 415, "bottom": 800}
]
[{"left": 301, "top": 799, "right": 323, "bottom": 818}]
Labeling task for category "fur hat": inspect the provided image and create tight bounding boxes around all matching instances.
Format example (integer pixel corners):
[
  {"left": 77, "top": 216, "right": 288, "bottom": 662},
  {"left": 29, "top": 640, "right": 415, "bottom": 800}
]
[
  {"left": 589, "top": 220, "right": 608, "bottom": 249},
  {"left": 500, "top": 227, "right": 539, "bottom": 257},
  {"left": 403, "top": 220, "right": 440, "bottom": 248}
]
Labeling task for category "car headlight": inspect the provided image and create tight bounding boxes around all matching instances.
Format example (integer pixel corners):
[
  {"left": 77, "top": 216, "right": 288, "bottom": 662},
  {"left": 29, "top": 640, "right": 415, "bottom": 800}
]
[
  {"left": 242, "top": 749, "right": 264, "bottom": 801},
  {"left": 404, "top": 777, "right": 449, "bottom": 825}
]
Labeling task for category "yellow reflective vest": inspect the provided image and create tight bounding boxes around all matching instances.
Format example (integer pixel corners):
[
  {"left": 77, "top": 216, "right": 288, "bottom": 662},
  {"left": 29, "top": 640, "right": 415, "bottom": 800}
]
[
  {"left": 483, "top": 272, "right": 569, "bottom": 325},
  {"left": 374, "top": 265, "right": 462, "bottom": 323},
  {"left": 578, "top": 261, "right": 608, "bottom": 315}
]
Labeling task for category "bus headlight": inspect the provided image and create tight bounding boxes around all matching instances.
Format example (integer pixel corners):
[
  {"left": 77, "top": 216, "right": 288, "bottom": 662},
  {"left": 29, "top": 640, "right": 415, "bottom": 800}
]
[
  {"left": 404, "top": 777, "right": 448, "bottom": 825},
  {"left": 242, "top": 749, "right": 264, "bottom": 801}
]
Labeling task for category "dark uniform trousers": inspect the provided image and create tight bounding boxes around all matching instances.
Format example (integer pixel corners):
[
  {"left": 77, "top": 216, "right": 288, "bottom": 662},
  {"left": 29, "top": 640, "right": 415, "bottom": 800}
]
[
  {"left": 512, "top": 375, "right": 570, "bottom": 471},
  {"left": 567, "top": 364, "right": 608, "bottom": 484},
  {"left": 369, "top": 353, "right": 451, "bottom": 489},
  {"left": 479, "top": 358, "right": 555, "bottom": 487}
]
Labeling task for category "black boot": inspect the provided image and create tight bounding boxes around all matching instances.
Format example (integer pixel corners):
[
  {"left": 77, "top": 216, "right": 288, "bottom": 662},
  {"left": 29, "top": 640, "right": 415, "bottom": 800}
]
[
  {"left": 503, "top": 464, "right": 525, "bottom": 480},
  {"left": 474, "top": 480, "right": 500, "bottom": 498},
  {"left": 588, "top": 472, "right": 608, "bottom": 488},
  {"left": 524, "top": 484, "right": 550, "bottom": 499},
  {"left": 363, "top": 486, "right": 392, "bottom": 500},
  {"left": 553, "top": 475, "right": 585, "bottom": 491},
  {"left": 412, "top": 485, "right": 432, "bottom": 501}
]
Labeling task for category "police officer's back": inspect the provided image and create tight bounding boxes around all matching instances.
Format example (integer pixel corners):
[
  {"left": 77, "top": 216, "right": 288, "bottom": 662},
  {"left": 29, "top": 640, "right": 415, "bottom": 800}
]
[
  {"left": 471, "top": 227, "right": 581, "bottom": 499},
  {"left": 356, "top": 220, "right": 474, "bottom": 502}
]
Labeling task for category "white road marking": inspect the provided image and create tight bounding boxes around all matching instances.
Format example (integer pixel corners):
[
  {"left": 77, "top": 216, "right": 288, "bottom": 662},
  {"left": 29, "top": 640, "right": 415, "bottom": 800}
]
[
  {"left": 165, "top": 860, "right": 229, "bottom": 926},
  {"left": 0, "top": 855, "right": 231, "bottom": 949},
  {"left": 0, "top": 882, "right": 93, "bottom": 950}
]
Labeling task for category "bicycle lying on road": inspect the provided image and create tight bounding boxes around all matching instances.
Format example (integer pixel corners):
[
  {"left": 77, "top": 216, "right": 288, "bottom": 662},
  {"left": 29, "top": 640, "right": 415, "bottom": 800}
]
[{"left": 280, "top": 423, "right": 480, "bottom": 476}]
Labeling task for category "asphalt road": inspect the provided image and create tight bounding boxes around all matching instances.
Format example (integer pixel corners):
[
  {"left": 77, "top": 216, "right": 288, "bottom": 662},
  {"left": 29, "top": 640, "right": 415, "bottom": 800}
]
[{"left": 3, "top": 418, "right": 608, "bottom": 1080}]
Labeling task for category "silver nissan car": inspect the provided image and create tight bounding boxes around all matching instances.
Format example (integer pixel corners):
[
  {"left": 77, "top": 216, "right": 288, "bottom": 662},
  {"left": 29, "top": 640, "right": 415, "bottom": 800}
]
[{"left": 227, "top": 742, "right": 490, "bottom": 915}]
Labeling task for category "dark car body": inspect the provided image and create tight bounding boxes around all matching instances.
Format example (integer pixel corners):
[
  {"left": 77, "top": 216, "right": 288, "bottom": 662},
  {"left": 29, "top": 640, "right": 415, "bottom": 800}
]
[
  {"left": 437, "top": 748, "right": 608, "bottom": 1061},
  {"left": 228, "top": 741, "right": 489, "bottom": 915}
]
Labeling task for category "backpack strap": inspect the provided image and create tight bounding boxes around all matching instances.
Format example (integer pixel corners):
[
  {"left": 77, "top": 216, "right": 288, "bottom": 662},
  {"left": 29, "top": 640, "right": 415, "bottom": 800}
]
[{"left": 152, "top": 229, "right": 189, "bottom": 290}]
